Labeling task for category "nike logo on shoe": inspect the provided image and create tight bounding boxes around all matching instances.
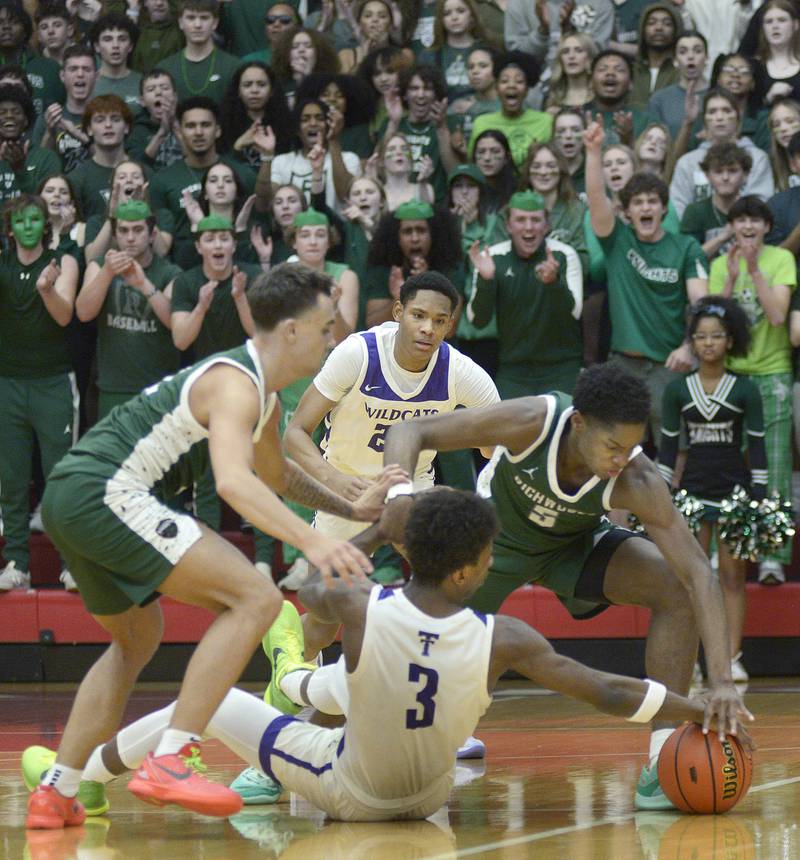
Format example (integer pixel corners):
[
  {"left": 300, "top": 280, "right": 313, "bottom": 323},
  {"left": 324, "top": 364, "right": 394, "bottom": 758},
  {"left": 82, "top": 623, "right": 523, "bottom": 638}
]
[{"left": 152, "top": 761, "right": 193, "bottom": 780}]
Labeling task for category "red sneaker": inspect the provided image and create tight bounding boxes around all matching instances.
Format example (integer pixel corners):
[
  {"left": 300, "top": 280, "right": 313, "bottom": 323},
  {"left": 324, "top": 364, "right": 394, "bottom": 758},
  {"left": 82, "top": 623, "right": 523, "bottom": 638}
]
[
  {"left": 26, "top": 786, "right": 87, "bottom": 829},
  {"left": 127, "top": 744, "right": 243, "bottom": 817}
]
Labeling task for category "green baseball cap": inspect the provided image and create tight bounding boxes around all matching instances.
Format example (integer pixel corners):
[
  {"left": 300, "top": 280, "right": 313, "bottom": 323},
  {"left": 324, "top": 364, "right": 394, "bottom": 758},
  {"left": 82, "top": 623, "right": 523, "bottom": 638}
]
[
  {"left": 394, "top": 200, "right": 434, "bottom": 221},
  {"left": 294, "top": 208, "right": 330, "bottom": 227},
  {"left": 447, "top": 164, "right": 485, "bottom": 186},
  {"left": 114, "top": 199, "right": 152, "bottom": 221},
  {"left": 507, "top": 190, "right": 546, "bottom": 212},
  {"left": 196, "top": 214, "right": 234, "bottom": 233}
]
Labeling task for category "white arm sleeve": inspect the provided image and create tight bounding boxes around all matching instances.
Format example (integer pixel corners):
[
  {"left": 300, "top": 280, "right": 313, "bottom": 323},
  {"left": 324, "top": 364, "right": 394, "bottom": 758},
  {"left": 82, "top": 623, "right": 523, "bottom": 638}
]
[
  {"left": 312, "top": 334, "right": 366, "bottom": 402},
  {"left": 546, "top": 237, "right": 583, "bottom": 319}
]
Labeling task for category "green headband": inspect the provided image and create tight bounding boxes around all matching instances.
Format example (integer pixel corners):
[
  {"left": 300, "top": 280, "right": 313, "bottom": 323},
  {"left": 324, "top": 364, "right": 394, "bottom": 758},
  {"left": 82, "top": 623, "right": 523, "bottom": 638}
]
[
  {"left": 394, "top": 200, "right": 434, "bottom": 221},
  {"left": 508, "top": 190, "right": 546, "bottom": 212},
  {"left": 196, "top": 214, "right": 234, "bottom": 233},
  {"left": 114, "top": 200, "right": 151, "bottom": 221},
  {"left": 294, "top": 208, "right": 329, "bottom": 228}
]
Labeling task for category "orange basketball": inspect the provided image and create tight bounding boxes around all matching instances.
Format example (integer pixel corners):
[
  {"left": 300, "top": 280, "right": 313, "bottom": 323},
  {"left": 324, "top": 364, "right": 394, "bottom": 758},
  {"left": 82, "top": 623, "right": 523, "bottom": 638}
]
[{"left": 657, "top": 723, "right": 752, "bottom": 813}]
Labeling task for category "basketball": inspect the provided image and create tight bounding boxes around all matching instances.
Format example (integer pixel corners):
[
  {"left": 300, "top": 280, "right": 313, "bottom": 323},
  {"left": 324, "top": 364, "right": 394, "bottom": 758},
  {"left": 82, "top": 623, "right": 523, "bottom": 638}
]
[{"left": 657, "top": 723, "right": 753, "bottom": 813}]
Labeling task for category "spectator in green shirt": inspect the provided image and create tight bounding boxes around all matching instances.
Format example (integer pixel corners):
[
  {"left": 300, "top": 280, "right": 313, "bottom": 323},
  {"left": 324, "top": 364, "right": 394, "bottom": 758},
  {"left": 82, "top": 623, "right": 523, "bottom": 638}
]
[
  {"left": 239, "top": 3, "right": 300, "bottom": 67},
  {"left": 89, "top": 12, "right": 142, "bottom": 115},
  {"left": 0, "top": 0, "right": 65, "bottom": 117},
  {"left": 0, "top": 85, "right": 61, "bottom": 205},
  {"left": 469, "top": 51, "right": 553, "bottom": 169},
  {"left": 131, "top": 0, "right": 184, "bottom": 73},
  {"left": 34, "top": 1, "right": 75, "bottom": 67}
]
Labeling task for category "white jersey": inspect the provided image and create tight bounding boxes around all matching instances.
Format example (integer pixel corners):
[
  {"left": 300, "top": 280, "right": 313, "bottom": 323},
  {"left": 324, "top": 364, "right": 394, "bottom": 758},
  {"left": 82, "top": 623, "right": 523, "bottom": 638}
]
[
  {"left": 335, "top": 585, "right": 494, "bottom": 808},
  {"left": 315, "top": 322, "right": 499, "bottom": 486}
]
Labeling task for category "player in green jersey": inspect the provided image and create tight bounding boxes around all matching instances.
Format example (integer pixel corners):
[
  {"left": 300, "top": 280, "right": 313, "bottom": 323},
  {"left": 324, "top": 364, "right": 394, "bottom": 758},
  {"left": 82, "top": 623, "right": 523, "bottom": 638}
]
[
  {"left": 25, "top": 262, "right": 406, "bottom": 830},
  {"left": 376, "top": 362, "right": 752, "bottom": 812}
]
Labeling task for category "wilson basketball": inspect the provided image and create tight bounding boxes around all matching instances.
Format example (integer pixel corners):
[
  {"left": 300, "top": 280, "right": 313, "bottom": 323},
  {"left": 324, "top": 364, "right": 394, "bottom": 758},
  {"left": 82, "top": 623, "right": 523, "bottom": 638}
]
[{"left": 657, "top": 723, "right": 752, "bottom": 813}]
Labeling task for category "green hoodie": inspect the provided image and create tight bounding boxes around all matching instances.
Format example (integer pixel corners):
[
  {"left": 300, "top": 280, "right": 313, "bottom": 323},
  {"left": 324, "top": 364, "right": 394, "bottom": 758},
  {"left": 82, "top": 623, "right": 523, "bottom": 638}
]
[{"left": 629, "top": 2, "right": 682, "bottom": 111}]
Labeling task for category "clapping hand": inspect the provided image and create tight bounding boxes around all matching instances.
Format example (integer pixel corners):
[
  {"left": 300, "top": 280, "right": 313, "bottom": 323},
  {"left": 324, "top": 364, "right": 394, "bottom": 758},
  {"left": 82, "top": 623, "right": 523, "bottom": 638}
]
[{"left": 468, "top": 240, "right": 496, "bottom": 280}]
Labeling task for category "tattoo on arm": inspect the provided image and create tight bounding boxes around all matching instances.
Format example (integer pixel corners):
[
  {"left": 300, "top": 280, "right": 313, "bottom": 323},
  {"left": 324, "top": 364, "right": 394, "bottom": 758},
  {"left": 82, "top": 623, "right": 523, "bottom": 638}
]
[{"left": 283, "top": 461, "right": 355, "bottom": 519}]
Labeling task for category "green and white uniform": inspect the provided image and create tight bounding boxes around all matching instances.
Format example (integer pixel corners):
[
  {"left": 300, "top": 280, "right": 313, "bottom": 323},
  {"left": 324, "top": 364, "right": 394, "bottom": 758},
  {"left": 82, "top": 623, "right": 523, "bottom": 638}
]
[
  {"left": 0, "top": 248, "right": 79, "bottom": 572},
  {"left": 468, "top": 392, "right": 641, "bottom": 617},
  {"left": 95, "top": 254, "right": 183, "bottom": 419},
  {"left": 43, "top": 342, "right": 276, "bottom": 615}
]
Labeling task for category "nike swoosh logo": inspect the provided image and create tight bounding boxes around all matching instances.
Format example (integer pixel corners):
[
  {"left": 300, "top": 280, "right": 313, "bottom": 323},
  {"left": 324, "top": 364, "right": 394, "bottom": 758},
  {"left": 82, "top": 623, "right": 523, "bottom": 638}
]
[
  {"left": 364, "top": 385, "right": 380, "bottom": 392},
  {"left": 152, "top": 761, "right": 192, "bottom": 780}
]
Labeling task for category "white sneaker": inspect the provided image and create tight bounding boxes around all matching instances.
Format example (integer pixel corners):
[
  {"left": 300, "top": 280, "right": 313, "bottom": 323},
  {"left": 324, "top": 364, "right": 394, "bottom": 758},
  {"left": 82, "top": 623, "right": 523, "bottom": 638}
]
[
  {"left": 254, "top": 561, "right": 273, "bottom": 581},
  {"left": 731, "top": 652, "right": 749, "bottom": 683},
  {"left": 59, "top": 569, "right": 79, "bottom": 592},
  {"left": 758, "top": 561, "right": 785, "bottom": 585},
  {"left": 278, "top": 558, "right": 311, "bottom": 591},
  {"left": 0, "top": 561, "right": 31, "bottom": 591},
  {"left": 29, "top": 505, "right": 44, "bottom": 533}
]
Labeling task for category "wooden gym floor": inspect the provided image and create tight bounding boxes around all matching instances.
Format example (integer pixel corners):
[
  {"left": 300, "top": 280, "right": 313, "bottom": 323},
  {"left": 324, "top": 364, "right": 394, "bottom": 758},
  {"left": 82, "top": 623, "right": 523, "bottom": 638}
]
[{"left": 1, "top": 678, "right": 799, "bottom": 859}]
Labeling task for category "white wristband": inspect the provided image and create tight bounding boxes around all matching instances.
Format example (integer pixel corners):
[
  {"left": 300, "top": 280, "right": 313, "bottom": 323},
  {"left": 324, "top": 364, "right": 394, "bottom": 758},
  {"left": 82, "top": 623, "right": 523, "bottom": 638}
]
[
  {"left": 627, "top": 679, "right": 667, "bottom": 723},
  {"left": 385, "top": 481, "right": 413, "bottom": 502}
]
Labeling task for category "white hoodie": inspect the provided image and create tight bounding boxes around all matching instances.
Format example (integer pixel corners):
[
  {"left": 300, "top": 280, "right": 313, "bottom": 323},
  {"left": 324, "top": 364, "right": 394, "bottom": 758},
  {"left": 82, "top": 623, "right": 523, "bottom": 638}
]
[{"left": 669, "top": 137, "right": 774, "bottom": 219}]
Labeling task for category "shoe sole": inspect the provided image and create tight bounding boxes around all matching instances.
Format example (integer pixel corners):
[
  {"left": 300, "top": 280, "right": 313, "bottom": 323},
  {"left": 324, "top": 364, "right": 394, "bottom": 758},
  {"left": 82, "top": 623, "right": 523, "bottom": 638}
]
[
  {"left": 25, "top": 814, "right": 81, "bottom": 829},
  {"left": 634, "top": 793, "right": 676, "bottom": 811},
  {"left": 128, "top": 776, "right": 243, "bottom": 817},
  {"left": 456, "top": 745, "right": 486, "bottom": 760},
  {"left": 239, "top": 791, "right": 282, "bottom": 805}
]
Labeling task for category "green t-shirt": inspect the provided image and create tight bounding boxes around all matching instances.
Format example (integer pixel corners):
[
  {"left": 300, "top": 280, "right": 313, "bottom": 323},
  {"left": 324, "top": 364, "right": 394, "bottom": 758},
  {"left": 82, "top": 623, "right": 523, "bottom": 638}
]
[
  {"left": 127, "top": 114, "right": 184, "bottom": 168},
  {"left": 378, "top": 117, "right": 448, "bottom": 198},
  {"left": 709, "top": 245, "right": 797, "bottom": 376},
  {"left": 1, "top": 49, "right": 65, "bottom": 117},
  {"left": 0, "top": 146, "right": 62, "bottom": 205},
  {"left": 448, "top": 96, "right": 501, "bottom": 143},
  {"left": 221, "top": 0, "right": 272, "bottom": 56},
  {"left": 410, "top": 0, "right": 438, "bottom": 53},
  {"left": 96, "top": 253, "right": 183, "bottom": 394},
  {"left": 31, "top": 107, "right": 87, "bottom": 174},
  {"left": 0, "top": 247, "right": 73, "bottom": 378},
  {"left": 171, "top": 263, "right": 261, "bottom": 358},
  {"left": 468, "top": 240, "right": 581, "bottom": 371},
  {"left": 680, "top": 197, "right": 733, "bottom": 261},
  {"left": 598, "top": 218, "right": 708, "bottom": 362},
  {"left": 157, "top": 48, "right": 241, "bottom": 104},
  {"left": 92, "top": 72, "right": 142, "bottom": 117},
  {"left": 469, "top": 109, "right": 554, "bottom": 168},
  {"left": 420, "top": 45, "right": 476, "bottom": 102},
  {"left": 68, "top": 159, "right": 151, "bottom": 220},
  {"left": 131, "top": 20, "right": 185, "bottom": 73}
]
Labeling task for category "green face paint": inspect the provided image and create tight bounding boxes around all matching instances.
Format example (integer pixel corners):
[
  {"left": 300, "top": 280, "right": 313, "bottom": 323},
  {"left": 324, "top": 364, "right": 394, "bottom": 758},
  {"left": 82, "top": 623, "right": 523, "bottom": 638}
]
[{"left": 10, "top": 206, "right": 46, "bottom": 249}]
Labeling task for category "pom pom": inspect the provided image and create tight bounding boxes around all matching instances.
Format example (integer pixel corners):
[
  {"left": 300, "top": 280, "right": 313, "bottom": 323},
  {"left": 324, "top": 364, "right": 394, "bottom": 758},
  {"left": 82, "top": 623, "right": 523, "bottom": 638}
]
[
  {"left": 672, "top": 489, "right": 705, "bottom": 535},
  {"left": 718, "top": 486, "right": 796, "bottom": 561}
]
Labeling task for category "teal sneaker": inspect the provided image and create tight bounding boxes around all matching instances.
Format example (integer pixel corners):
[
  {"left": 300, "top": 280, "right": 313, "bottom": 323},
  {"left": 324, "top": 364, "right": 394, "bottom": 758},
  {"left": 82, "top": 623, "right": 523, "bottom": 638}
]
[
  {"left": 262, "top": 600, "right": 317, "bottom": 715},
  {"left": 229, "top": 766, "right": 283, "bottom": 805},
  {"left": 21, "top": 745, "right": 110, "bottom": 816},
  {"left": 634, "top": 762, "right": 676, "bottom": 811}
]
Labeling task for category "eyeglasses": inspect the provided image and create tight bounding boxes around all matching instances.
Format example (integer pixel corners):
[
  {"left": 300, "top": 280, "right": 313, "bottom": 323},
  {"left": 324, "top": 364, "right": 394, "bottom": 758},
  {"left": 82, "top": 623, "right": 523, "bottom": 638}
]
[
  {"left": 266, "top": 14, "right": 294, "bottom": 24},
  {"left": 720, "top": 65, "right": 751, "bottom": 76},
  {"left": 691, "top": 332, "right": 728, "bottom": 341}
]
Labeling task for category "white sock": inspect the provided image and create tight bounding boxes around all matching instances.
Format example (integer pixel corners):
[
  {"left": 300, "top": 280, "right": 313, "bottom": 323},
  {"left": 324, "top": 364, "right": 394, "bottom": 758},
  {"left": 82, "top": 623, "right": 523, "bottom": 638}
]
[
  {"left": 117, "top": 704, "right": 175, "bottom": 769},
  {"left": 154, "top": 728, "right": 201, "bottom": 758},
  {"left": 648, "top": 728, "right": 674, "bottom": 769},
  {"left": 43, "top": 762, "right": 83, "bottom": 797},
  {"left": 82, "top": 745, "right": 116, "bottom": 784},
  {"left": 279, "top": 669, "right": 313, "bottom": 707}
]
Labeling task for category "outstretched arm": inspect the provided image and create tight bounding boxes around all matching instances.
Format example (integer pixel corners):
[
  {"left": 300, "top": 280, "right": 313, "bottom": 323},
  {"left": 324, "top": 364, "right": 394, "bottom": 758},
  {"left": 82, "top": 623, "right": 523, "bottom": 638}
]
[{"left": 491, "top": 614, "right": 710, "bottom": 728}]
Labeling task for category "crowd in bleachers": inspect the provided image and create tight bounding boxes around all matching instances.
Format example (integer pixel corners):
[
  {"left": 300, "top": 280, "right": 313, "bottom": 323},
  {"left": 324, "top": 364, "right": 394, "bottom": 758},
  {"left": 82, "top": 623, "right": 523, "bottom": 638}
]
[{"left": 1, "top": 0, "right": 799, "bottom": 597}]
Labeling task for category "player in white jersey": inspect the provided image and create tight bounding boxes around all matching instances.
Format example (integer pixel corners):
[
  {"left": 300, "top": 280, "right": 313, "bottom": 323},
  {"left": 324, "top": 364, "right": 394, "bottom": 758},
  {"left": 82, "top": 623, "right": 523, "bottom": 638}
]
[
  {"left": 41, "top": 489, "right": 732, "bottom": 823},
  {"left": 285, "top": 270, "right": 499, "bottom": 544}
]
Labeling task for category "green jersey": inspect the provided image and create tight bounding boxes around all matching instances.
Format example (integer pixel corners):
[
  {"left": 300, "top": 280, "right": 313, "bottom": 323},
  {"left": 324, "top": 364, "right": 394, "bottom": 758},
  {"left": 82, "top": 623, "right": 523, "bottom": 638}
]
[
  {"left": 378, "top": 117, "right": 448, "bottom": 198},
  {"left": 485, "top": 392, "right": 640, "bottom": 552},
  {"left": 598, "top": 218, "right": 708, "bottom": 361},
  {"left": 0, "top": 146, "right": 62, "bottom": 205},
  {"left": 680, "top": 197, "right": 733, "bottom": 260},
  {"left": 50, "top": 342, "right": 277, "bottom": 501},
  {"left": 0, "top": 248, "right": 73, "bottom": 378},
  {"left": 158, "top": 48, "right": 241, "bottom": 104},
  {"left": 96, "top": 254, "right": 183, "bottom": 395},
  {"left": 171, "top": 263, "right": 261, "bottom": 358}
]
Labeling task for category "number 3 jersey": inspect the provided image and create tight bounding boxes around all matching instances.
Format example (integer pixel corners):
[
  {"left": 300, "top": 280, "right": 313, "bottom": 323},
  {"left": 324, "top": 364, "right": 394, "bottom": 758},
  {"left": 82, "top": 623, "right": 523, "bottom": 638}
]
[
  {"left": 337, "top": 585, "right": 494, "bottom": 806},
  {"left": 479, "top": 392, "right": 641, "bottom": 554},
  {"left": 315, "top": 322, "right": 499, "bottom": 486}
]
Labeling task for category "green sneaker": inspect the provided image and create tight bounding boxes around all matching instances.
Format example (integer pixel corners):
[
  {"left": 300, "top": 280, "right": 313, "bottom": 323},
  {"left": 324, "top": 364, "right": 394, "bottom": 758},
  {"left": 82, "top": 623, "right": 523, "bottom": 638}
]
[
  {"left": 262, "top": 600, "right": 317, "bottom": 715},
  {"left": 229, "top": 766, "right": 283, "bottom": 804},
  {"left": 634, "top": 762, "right": 676, "bottom": 811},
  {"left": 21, "top": 745, "right": 110, "bottom": 816}
]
